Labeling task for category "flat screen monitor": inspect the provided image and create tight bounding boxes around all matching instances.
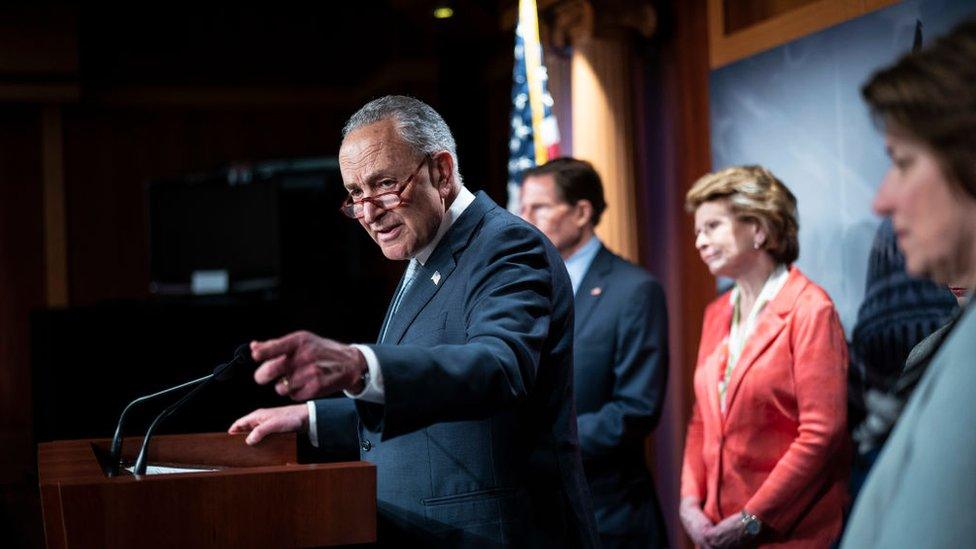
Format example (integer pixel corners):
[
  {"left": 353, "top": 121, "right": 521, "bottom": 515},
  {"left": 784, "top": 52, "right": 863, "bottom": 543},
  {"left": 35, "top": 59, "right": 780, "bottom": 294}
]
[{"left": 148, "top": 170, "right": 281, "bottom": 295}]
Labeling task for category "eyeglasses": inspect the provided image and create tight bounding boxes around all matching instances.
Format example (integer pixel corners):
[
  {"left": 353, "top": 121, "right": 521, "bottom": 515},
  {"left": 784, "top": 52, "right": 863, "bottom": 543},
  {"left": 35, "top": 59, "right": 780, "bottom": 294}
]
[
  {"left": 520, "top": 202, "right": 568, "bottom": 222},
  {"left": 339, "top": 156, "right": 432, "bottom": 219}
]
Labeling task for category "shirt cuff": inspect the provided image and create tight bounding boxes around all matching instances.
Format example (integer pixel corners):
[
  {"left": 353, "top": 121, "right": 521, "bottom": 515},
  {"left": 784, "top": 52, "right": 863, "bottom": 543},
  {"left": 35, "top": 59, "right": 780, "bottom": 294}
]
[
  {"left": 343, "top": 344, "right": 385, "bottom": 404},
  {"left": 306, "top": 400, "right": 318, "bottom": 448}
]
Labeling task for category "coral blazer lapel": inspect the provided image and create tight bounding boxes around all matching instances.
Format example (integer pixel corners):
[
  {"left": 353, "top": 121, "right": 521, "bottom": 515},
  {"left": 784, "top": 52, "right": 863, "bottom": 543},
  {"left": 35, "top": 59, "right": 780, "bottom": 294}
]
[
  {"left": 700, "top": 296, "right": 733, "bottom": 428},
  {"left": 723, "top": 267, "right": 806, "bottom": 416}
]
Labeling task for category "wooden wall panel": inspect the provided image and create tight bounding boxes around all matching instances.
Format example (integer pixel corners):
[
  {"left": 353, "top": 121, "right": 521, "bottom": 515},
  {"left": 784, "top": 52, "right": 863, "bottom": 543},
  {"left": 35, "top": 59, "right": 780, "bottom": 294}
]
[
  {"left": 723, "top": 0, "right": 820, "bottom": 33},
  {"left": 0, "top": 6, "right": 77, "bottom": 75},
  {"left": 636, "top": 1, "right": 714, "bottom": 547},
  {"left": 708, "top": 0, "right": 901, "bottom": 68},
  {"left": 43, "top": 106, "right": 68, "bottom": 307},
  {"left": 0, "top": 105, "right": 46, "bottom": 546}
]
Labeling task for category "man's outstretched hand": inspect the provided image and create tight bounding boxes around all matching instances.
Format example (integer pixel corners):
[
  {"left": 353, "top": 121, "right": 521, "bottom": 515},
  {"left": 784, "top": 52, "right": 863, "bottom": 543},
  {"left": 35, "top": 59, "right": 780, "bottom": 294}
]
[{"left": 251, "top": 331, "right": 367, "bottom": 401}]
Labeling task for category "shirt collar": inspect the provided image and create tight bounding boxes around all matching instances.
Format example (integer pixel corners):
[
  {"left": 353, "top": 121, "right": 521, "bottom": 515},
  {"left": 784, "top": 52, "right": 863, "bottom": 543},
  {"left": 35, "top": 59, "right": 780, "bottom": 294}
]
[
  {"left": 564, "top": 235, "right": 602, "bottom": 295},
  {"left": 413, "top": 185, "right": 475, "bottom": 266},
  {"left": 729, "top": 263, "right": 790, "bottom": 307}
]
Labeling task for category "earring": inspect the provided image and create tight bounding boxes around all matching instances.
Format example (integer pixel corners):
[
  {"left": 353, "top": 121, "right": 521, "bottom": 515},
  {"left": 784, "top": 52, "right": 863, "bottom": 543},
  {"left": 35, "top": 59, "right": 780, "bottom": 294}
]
[{"left": 753, "top": 241, "right": 762, "bottom": 250}]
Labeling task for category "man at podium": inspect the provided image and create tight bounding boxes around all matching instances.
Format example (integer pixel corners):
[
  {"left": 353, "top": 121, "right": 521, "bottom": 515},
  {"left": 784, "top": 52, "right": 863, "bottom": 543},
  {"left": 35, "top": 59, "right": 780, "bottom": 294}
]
[{"left": 229, "top": 95, "right": 599, "bottom": 547}]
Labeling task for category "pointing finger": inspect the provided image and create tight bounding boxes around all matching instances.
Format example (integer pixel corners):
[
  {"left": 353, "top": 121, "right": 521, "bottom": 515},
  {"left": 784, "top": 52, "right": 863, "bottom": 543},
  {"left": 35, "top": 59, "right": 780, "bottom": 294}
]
[
  {"left": 251, "top": 332, "right": 306, "bottom": 362},
  {"left": 254, "top": 355, "right": 289, "bottom": 385}
]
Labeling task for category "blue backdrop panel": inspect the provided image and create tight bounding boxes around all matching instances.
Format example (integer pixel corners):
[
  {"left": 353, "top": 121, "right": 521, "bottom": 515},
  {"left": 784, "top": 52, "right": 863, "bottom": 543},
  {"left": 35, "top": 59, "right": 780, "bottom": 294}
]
[{"left": 709, "top": 0, "right": 975, "bottom": 334}]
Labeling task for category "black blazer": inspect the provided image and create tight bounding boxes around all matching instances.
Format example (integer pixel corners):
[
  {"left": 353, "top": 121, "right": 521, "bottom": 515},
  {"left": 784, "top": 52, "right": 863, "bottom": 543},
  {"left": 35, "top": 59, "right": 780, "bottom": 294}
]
[{"left": 573, "top": 244, "right": 669, "bottom": 546}]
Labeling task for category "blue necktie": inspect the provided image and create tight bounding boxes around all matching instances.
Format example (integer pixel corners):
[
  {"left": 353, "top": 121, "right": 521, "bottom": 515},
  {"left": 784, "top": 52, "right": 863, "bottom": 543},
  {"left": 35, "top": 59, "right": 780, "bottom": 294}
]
[{"left": 381, "top": 259, "right": 419, "bottom": 343}]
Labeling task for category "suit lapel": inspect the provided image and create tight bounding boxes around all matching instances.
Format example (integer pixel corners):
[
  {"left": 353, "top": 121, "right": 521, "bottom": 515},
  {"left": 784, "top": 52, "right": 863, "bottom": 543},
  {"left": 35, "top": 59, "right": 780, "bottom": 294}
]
[
  {"left": 723, "top": 267, "right": 805, "bottom": 416},
  {"left": 573, "top": 245, "right": 612, "bottom": 335},
  {"left": 703, "top": 300, "right": 733, "bottom": 428},
  {"left": 381, "top": 192, "right": 492, "bottom": 345}
]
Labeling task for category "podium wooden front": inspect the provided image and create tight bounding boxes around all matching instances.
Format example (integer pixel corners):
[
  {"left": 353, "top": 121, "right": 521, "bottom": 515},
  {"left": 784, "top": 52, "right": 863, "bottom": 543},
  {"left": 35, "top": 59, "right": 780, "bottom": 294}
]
[{"left": 38, "top": 432, "right": 376, "bottom": 548}]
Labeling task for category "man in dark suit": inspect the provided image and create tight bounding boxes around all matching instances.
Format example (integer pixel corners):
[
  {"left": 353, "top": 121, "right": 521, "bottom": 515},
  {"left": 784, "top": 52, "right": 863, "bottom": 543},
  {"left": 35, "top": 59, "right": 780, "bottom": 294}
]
[
  {"left": 520, "top": 158, "right": 669, "bottom": 549},
  {"left": 229, "top": 96, "right": 598, "bottom": 547}
]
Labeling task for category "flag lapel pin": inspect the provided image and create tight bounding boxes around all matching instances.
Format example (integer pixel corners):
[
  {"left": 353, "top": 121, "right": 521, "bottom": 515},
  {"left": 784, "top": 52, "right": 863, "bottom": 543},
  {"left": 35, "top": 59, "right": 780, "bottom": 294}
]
[{"left": 590, "top": 286, "right": 602, "bottom": 296}]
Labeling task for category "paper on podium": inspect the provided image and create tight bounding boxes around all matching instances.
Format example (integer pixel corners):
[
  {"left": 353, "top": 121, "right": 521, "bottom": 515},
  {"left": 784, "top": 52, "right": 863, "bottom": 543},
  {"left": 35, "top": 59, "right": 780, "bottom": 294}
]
[{"left": 124, "top": 464, "right": 221, "bottom": 475}]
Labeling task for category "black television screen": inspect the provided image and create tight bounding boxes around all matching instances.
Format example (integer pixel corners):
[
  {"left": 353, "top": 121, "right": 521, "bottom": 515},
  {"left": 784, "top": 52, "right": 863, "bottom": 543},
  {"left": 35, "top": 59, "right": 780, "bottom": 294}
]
[{"left": 148, "top": 174, "right": 280, "bottom": 295}]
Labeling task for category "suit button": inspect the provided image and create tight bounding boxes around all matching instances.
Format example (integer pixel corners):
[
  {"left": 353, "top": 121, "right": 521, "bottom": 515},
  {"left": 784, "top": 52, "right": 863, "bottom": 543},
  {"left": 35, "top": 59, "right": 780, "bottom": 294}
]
[{"left": 361, "top": 439, "right": 372, "bottom": 452}]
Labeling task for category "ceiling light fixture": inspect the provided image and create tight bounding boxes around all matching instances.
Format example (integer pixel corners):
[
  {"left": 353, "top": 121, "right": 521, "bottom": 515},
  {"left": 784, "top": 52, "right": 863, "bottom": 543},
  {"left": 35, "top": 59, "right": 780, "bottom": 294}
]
[{"left": 433, "top": 6, "right": 454, "bottom": 19}]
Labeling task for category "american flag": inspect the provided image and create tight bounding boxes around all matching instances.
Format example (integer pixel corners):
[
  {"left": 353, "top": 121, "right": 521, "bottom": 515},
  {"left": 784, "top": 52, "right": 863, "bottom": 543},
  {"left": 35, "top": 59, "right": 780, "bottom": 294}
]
[{"left": 506, "top": 0, "right": 560, "bottom": 213}]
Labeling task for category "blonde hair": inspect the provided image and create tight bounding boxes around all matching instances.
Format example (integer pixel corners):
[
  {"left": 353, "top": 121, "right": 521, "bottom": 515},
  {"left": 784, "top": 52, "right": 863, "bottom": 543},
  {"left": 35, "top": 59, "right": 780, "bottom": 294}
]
[{"left": 686, "top": 165, "right": 800, "bottom": 265}]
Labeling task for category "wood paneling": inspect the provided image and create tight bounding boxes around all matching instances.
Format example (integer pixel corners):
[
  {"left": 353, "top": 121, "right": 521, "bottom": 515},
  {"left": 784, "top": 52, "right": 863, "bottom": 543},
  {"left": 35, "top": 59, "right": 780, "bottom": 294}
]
[
  {"left": 0, "top": 84, "right": 80, "bottom": 103},
  {"left": 43, "top": 106, "right": 68, "bottom": 307},
  {"left": 0, "top": 105, "right": 46, "bottom": 547},
  {"left": 636, "top": 1, "right": 714, "bottom": 546},
  {"left": 0, "top": 106, "right": 45, "bottom": 463},
  {"left": 723, "top": 0, "right": 820, "bottom": 33},
  {"left": 708, "top": 0, "right": 901, "bottom": 68},
  {"left": 0, "top": 5, "right": 78, "bottom": 76},
  {"left": 0, "top": 5, "right": 79, "bottom": 105}
]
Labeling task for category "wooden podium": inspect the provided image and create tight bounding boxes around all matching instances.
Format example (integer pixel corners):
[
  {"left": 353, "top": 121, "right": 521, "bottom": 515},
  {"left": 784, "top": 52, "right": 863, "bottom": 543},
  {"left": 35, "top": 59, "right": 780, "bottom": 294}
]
[{"left": 38, "top": 432, "right": 376, "bottom": 548}]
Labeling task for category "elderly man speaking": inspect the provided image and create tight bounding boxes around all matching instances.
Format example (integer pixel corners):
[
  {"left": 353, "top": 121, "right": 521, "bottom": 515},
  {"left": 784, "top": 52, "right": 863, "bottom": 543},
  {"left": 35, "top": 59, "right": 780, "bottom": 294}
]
[{"left": 228, "top": 96, "right": 598, "bottom": 547}]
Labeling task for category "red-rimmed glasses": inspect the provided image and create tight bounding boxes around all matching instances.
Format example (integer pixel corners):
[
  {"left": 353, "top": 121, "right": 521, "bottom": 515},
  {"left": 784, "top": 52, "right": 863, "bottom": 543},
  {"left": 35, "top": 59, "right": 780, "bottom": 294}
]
[{"left": 339, "top": 155, "right": 432, "bottom": 219}]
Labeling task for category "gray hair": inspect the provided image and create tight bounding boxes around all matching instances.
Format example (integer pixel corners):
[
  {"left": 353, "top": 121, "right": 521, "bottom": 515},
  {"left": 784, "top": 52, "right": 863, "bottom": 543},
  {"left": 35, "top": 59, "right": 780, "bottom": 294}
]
[{"left": 342, "top": 95, "right": 463, "bottom": 186}]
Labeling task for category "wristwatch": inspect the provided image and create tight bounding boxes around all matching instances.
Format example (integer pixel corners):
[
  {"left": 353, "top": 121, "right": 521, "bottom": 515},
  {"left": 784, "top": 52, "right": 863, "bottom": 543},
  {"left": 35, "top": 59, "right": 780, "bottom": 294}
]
[{"left": 740, "top": 510, "right": 762, "bottom": 536}]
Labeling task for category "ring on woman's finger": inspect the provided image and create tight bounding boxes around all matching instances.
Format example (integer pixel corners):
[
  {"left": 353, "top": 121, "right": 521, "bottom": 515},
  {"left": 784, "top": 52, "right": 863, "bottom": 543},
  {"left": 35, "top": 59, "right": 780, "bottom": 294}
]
[{"left": 278, "top": 376, "right": 291, "bottom": 391}]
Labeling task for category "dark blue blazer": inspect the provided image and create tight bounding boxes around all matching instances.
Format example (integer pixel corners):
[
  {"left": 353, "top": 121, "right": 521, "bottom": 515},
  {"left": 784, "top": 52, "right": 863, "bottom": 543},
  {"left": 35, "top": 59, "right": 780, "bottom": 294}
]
[
  {"left": 573, "top": 245, "right": 669, "bottom": 546},
  {"left": 315, "top": 192, "right": 599, "bottom": 547}
]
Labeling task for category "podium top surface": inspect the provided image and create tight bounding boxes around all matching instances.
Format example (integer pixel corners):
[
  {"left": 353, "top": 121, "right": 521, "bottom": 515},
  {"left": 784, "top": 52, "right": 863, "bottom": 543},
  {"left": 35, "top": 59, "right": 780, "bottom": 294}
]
[{"left": 38, "top": 431, "right": 370, "bottom": 485}]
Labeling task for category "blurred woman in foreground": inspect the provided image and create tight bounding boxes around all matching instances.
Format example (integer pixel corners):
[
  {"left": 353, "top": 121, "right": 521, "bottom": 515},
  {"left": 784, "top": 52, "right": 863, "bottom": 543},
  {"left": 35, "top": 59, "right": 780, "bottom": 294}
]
[{"left": 842, "top": 18, "right": 976, "bottom": 548}]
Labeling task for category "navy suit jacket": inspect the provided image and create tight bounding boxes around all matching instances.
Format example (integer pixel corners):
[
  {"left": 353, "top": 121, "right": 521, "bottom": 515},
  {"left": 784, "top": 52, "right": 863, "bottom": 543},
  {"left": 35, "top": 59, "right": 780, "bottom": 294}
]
[
  {"left": 574, "top": 245, "right": 669, "bottom": 545},
  {"left": 314, "top": 192, "right": 599, "bottom": 547}
]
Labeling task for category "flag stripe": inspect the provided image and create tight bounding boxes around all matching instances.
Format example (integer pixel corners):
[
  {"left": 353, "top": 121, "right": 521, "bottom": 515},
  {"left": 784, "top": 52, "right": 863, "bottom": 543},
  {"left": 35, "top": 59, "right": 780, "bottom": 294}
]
[{"left": 507, "top": 0, "right": 561, "bottom": 212}]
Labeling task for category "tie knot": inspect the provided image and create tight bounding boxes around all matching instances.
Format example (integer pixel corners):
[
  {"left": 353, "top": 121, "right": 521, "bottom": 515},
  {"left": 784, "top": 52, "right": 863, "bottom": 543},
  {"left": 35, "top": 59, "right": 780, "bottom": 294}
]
[{"left": 404, "top": 258, "right": 419, "bottom": 281}]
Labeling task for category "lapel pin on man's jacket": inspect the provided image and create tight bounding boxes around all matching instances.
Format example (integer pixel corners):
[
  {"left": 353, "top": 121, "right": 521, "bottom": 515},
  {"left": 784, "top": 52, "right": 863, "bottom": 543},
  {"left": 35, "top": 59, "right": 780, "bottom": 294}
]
[
  {"left": 432, "top": 271, "right": 441, "bottom": 285},
  {"left": 590, "top": 286, "right": 602, "bottom": 296}
]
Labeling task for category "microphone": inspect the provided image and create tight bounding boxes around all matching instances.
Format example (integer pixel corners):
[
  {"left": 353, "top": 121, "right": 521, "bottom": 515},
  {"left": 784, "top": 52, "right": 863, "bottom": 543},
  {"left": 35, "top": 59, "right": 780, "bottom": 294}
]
[
  {"left": 107, "top": 344, "right": 254, "bottom": 476},
  {"left": 213, "top": 344, "right": 255, "bottom": 381},
  {"left": 131, "top": 344, "right": 256, "bottom": 475},
  {"left": 108, "top": 375, "right": 209, "bottom": 476}
]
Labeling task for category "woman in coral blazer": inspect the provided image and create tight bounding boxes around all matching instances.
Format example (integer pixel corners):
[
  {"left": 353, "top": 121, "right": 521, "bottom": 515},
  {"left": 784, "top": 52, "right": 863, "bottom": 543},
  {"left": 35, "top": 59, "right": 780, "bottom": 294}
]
[{"left": 680, "top": 166, "right": 849, "bottom": 548}]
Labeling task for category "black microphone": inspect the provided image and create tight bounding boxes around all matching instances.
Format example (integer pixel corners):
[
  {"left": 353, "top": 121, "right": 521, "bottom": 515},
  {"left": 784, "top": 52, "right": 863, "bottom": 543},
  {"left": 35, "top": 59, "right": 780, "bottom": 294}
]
[
  {"left": 131, "top": 344, "right": 256, "bottom": 476},
  {"left": 214, "top": 344, "right": 255, "bottom": 381},
  {"left": 107, "top": 344, "right": 254, "bottom": 476},
  {"left": 108, "top": 375, "right": 209, "bottom": 476}
]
